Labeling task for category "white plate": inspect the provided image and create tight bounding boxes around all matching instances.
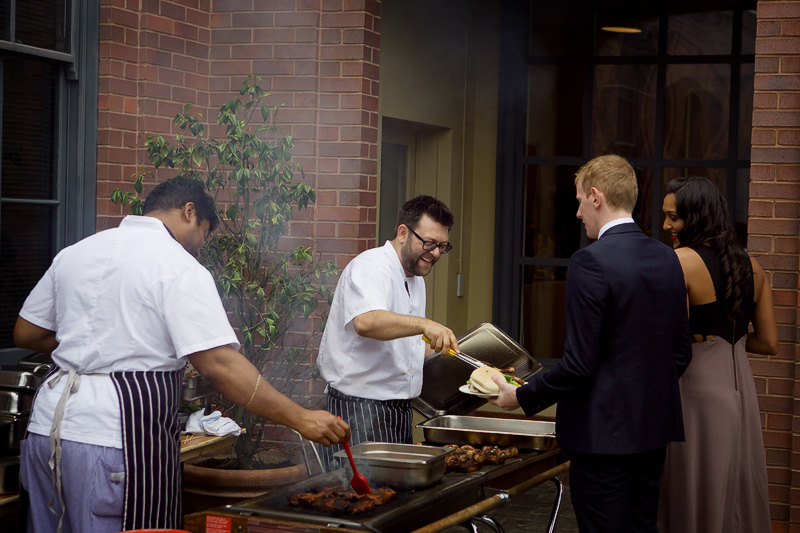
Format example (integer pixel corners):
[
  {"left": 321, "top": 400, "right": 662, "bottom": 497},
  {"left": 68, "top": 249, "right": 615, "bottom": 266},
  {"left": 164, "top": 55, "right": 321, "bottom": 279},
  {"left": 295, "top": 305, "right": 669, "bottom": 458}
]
[{"left": 458, "top": 384, "right": 498, "bottom": 398}]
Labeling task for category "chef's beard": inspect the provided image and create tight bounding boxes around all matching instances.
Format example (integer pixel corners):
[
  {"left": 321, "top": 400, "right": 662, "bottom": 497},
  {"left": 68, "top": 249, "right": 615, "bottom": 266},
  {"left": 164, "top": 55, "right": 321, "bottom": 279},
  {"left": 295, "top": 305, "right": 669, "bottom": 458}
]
[{"left": 400, "top": 238, "right": 437, "bottom": 277}]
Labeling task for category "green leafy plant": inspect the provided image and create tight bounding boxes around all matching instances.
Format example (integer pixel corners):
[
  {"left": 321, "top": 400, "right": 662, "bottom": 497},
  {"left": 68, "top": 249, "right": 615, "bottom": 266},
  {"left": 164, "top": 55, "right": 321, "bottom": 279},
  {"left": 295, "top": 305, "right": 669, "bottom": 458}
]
[{"left": 112, "top": 76, "right": 337, "bottom": 470}]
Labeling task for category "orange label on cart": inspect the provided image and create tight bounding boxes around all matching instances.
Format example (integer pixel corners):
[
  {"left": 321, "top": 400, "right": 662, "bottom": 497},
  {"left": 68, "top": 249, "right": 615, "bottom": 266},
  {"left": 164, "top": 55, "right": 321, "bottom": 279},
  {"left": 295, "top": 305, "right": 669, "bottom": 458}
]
[{"left": 206, "top": 515, "right": 232, "bottom": 533}]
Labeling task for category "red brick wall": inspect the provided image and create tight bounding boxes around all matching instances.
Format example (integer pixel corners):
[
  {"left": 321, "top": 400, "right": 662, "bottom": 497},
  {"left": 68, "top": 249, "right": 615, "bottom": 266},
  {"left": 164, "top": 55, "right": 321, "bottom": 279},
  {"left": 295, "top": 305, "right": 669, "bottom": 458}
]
[
  {"left": 97, "top": 0, "right": 380, "bottom": 406},
  {"left": 752, "top": 1, "right": 800, "bottom": 528},
  {"left": 98, "top": 0, "right": 379, "bottom": 257}
]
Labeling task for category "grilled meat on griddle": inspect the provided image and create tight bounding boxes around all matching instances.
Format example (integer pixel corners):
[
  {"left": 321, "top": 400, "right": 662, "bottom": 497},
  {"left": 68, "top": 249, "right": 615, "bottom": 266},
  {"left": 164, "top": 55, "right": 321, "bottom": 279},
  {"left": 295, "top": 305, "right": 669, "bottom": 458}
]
[
  {"left": 441, "top": 444, "right": 519, "bottom": 472},
  {"left": 287, "top": 484, "right": 397, "bottom": 515}
]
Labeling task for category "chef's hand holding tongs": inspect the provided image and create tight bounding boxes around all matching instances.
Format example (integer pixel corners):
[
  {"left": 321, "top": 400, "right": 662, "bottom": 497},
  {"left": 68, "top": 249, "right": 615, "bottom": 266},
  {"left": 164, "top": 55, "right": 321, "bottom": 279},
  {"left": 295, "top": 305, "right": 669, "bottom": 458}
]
[
  {"left": 422, "top": 335, "right": 525, "bottom": 386},
  {"left": 420, "top": 323, "right": 460, "bottom": 356}
]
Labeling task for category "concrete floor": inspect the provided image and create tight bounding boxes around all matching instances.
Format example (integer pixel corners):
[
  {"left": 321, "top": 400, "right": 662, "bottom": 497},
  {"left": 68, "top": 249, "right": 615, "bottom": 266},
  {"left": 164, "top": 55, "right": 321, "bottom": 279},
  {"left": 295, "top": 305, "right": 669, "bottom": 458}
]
[{"left": 442, "top": 481, "right": 579, "bottom": 533}]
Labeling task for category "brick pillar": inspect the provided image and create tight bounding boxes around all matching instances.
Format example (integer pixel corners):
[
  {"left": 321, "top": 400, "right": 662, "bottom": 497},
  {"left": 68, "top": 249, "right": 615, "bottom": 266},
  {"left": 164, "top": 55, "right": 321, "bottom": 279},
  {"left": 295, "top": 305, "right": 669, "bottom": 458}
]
[
  {"left": 97, "top": 0, "right": 212, "bottom": 229},
  {"left": 752, "top": 1, "right": 800, "bottom": 528},
  {"left": 316, "top": 0, "right": 381, "bottom": 267}
]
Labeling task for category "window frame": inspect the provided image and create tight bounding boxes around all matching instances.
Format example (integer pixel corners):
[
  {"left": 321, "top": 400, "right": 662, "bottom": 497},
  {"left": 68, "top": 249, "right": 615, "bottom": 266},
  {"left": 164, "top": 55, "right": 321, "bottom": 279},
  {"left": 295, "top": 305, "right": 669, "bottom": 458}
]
[
  {"left": 493, "top": 0, "right": 756, "bottom": 350},
  {"left": 0, "top": 0, "right": 98, "bottom": 360}
]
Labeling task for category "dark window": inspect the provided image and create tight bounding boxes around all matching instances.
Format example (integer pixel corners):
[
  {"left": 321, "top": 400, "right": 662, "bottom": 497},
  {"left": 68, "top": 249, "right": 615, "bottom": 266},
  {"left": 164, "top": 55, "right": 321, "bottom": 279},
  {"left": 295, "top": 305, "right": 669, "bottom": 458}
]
[
  {"left": 0, "top": 1, "right": 98, "bottom": 358},
  {"left": 495, "top": 0, "right": 756, "bottom": 358}
]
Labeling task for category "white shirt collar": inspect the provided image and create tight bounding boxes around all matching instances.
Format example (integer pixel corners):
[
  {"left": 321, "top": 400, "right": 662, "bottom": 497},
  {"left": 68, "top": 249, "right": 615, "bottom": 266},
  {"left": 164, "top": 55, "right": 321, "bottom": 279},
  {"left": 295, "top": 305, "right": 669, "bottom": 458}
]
[{"left": 598, "top": 217, "right": 634, "bottom": 239}]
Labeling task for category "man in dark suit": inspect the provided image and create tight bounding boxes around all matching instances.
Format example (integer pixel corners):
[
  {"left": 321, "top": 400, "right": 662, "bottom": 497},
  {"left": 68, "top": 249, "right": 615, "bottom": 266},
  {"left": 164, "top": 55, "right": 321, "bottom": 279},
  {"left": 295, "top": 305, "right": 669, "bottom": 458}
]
[{"left": 491, "top": 154, "right": 692, "bottom": 532}]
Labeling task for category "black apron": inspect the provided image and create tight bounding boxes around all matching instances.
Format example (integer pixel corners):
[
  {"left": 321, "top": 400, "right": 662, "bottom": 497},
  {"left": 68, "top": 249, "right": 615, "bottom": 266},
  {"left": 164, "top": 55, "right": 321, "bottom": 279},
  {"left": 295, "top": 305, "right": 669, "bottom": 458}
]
[{"left": 111, "top": 368, "right": 185, "bottom": 531}]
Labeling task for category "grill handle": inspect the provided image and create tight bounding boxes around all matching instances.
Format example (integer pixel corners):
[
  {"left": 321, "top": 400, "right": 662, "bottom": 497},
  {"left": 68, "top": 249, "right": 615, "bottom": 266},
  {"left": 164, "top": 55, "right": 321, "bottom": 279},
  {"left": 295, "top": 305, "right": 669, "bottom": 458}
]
[{"left": 409, "top": 460, "right": 570, "bottom": 533}]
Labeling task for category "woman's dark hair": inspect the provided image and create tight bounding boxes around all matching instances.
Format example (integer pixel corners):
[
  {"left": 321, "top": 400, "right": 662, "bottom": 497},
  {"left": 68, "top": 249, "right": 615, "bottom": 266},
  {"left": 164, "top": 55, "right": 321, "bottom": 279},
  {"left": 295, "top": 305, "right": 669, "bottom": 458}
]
[
  {"left": 143, "top": 177, "right": 218, "bottom": 232},
  {"left": 396, "top": 195, "right": 454, "bottom": 232},
  {"left": 666, "top": 176, "right": 750, "bottom": 316}
]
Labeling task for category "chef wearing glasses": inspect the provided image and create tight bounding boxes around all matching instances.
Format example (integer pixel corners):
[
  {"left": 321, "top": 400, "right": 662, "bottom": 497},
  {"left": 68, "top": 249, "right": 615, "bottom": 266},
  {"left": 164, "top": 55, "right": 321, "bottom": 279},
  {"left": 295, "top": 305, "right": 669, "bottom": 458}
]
[{"left": 316, "top": 195, "right": 460, "bottom": 469}]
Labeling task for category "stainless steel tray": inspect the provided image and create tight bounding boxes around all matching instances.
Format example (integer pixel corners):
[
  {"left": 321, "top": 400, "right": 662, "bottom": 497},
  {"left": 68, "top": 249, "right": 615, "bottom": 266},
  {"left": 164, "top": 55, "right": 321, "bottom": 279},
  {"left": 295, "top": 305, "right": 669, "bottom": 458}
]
[
  {"left": 413, "top": 323, "right": 543, "bottom": 418},
  {"left": 0, "top": 369, "right": 43, "bottom": 391},
  {"left": 418, "top": 415, "right": 557, "bottom": 451},
  {"left": 15, "top": 352, "right": 53, "bottom": 374},
  {"left": 0, "top": 413, "right": 30, "bottom": 454},
  {"left": 333, "top": 442, "right": 451, "bottom": 489},
  {"left": 0, "top": 389, "right": 34, "bottom": 415}
]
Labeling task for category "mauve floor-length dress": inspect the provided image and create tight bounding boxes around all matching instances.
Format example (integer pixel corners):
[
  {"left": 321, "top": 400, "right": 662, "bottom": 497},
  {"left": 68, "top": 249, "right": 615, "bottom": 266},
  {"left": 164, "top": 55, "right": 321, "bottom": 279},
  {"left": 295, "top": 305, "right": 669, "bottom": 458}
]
[{"left": 658, "top": 336, "right": 771, "bottom": 532}]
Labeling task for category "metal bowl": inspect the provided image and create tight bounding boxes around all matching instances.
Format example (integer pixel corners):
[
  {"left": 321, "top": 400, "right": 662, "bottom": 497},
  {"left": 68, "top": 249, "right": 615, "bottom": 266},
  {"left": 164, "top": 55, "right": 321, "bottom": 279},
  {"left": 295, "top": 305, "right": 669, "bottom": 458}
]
[{"left": 333, "top": 442, "right": 451, "bottom": 489}]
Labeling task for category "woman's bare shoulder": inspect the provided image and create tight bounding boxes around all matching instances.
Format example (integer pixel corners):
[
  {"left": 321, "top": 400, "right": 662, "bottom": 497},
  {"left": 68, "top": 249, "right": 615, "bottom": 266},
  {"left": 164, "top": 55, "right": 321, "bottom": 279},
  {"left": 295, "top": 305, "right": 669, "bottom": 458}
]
[{"left": 673, "top": 246, "right": 704, "bottom": 272}]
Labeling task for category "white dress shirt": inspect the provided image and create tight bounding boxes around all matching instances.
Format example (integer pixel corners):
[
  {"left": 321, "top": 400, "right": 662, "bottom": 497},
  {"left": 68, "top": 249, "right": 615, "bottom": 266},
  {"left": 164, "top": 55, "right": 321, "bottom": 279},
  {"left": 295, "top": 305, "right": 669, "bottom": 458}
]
[
  {"left": 20, "top": 215, "right": 240, "bottom": 448},
  {"left": 598, "top": 217, "right": 635, "bottom": 239},
  {"left": 317, "top": 241, "right": 427, "bottom": 400}
]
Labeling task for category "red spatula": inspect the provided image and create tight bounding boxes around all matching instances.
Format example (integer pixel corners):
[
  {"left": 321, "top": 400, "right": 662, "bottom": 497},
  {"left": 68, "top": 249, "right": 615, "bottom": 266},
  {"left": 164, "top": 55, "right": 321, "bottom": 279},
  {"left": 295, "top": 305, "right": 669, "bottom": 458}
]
[{"left": 338, "top": 417, "right": 371, "bottom": 494}]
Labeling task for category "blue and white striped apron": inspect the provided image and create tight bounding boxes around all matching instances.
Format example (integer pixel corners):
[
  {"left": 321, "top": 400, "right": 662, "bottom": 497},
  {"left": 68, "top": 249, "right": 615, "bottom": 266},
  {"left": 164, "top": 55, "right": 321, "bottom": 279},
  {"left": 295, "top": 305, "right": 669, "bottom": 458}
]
[
  {"left": 111, "top": 369, "right": 185, "bottom": 531},
  {"left": 317, "top": 386, "right": 412, "bottom": 471}
]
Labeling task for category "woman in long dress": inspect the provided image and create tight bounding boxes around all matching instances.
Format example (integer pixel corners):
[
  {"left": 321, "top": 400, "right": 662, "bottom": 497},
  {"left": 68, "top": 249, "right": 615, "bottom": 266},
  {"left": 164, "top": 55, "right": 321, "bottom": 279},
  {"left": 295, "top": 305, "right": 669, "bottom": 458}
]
[{"left": 658, "top": 177, "right": 778, "bottom": 532}]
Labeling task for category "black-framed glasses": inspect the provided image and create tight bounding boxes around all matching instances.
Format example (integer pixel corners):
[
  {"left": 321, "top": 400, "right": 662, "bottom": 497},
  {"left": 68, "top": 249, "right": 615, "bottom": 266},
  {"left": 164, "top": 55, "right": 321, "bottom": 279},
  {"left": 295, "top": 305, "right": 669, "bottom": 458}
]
[{"left": 406, "top": 226, "right": 453, "bottom": 254}]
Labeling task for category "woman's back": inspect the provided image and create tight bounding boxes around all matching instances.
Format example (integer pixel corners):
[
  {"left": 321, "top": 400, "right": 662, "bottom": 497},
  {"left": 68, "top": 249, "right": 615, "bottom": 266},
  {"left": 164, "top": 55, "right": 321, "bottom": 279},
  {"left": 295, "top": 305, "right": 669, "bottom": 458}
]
[{"left": 682, "top": 245, "right": 754, "bottom": 343}]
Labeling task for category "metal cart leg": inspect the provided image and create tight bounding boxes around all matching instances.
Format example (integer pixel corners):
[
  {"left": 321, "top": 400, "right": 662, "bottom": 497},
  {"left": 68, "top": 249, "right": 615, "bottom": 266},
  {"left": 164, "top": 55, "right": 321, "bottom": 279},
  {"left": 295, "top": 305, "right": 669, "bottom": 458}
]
[
  {"left": 456, "top": 520, "right": 479, "bottom": 533},
  {"left": 545, "top": 476, "right": 564, "bottom": 533},
  {"left": 457, "top": 515, "right": 505, "bottom": 533},
  {"left": 473, "top": 515, "right": 506, "bottom": 532}
]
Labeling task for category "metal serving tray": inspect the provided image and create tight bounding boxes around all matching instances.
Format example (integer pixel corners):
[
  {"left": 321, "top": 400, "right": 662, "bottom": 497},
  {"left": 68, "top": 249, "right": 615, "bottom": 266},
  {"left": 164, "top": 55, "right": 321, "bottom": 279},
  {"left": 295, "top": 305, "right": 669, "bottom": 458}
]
[
  {"left": 0, "top": 389, "right": 34, "bottom": 415},
  {"left": 0, "top": 369, "right": 43, "bottom": 391},
  {"left": 0, "top": 413, "right": 30, "bottom": 454},
  {"left": 413, "top": 323, "right": 543, "bottom": 418},
  {"left": 333, "top": 442, "right": 451, "bottom": 489},
  {"left": 418, "top": 415, "right": 557, "bottom": 451}
]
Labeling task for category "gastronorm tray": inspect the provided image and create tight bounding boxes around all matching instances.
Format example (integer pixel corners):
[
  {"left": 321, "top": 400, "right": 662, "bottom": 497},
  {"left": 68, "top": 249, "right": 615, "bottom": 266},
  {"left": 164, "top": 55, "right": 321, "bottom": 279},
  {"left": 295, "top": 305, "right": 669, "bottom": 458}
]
[
  {"left": 333, "top": 442, "right": 451, "bottom": 489},
  {"left": 0, "top": 369, "right": 43, "bottom": 391},
  {"left": 418, "top": 415, "right": 557, "bottom": 451},
  {"left": 0, "top": 389, "right": 34, "bottom": 415},
  {"left": 412, "top": 323, "right": 543, "bottom": 418},
  {"left": 0, "top": 413, "right": 30, "bottom": 454}
]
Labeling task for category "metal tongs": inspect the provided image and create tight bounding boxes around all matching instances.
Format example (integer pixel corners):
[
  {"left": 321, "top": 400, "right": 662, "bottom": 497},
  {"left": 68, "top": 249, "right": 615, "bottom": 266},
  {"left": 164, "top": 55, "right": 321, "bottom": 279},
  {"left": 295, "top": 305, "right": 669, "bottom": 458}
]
[{"left": 422, "top": 335, "right": 525, "bottom": 385}]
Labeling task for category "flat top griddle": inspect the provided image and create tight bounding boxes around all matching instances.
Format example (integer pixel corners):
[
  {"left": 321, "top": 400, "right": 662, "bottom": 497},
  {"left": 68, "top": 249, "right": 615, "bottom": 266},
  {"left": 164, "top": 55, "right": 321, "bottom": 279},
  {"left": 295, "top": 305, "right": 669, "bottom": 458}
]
[{"left": 208, "top": 447, "right": 564, "bottom": 533}]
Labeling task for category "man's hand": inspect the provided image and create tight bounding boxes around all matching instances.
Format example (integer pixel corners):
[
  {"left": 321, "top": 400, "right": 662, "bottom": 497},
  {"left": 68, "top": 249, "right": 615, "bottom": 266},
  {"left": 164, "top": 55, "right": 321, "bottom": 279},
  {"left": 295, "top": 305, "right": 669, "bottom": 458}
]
[
  {"left": 488, "top": 375, "right": 521, "bottom": 411},
  {"left": 189, "top": 345, "right": 351, "bottom": 446},
  {"left": 422, "top": 322, "right": 460, "bottom": 355},
  {"left": 294, "top": 410, "right": 351, "bottom": 447}
]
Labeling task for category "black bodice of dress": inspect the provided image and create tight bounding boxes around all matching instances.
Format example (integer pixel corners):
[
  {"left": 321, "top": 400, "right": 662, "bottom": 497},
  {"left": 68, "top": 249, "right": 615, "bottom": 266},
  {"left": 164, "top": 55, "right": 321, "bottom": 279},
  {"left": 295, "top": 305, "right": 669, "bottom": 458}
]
[{"left": 688, "top": 245, "right": 755, "bottom": 344}]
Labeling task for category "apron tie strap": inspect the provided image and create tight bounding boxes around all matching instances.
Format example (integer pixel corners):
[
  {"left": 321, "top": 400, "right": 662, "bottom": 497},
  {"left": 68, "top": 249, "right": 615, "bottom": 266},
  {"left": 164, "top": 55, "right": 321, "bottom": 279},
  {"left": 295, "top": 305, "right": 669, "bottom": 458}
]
[{"left": 46, "top": 368, "right": 107, "bottom": 533}]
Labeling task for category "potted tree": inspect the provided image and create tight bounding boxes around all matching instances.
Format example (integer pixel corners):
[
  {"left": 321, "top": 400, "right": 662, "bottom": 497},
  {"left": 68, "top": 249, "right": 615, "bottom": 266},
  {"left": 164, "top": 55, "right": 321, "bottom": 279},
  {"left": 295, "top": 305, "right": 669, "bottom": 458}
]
[{"left": 112, "top": 76, "right": 337, "bottom": 498}]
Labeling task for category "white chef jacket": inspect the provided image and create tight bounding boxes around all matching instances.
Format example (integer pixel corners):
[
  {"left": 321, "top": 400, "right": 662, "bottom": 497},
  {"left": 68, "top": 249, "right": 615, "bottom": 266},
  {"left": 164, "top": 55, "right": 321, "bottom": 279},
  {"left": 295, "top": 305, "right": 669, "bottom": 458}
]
[
  {"left": 317, "top": 241, "right": 426, "bottom": 400},
  {"left": 20, "top": 215, "right": 240, "bottom": 448}
]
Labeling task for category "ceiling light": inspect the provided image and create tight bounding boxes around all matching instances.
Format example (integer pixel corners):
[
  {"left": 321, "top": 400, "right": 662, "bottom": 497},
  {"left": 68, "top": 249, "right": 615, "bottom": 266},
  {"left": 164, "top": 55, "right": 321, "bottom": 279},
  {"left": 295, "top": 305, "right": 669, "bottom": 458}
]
[{"left": 601, "top": 26, "right": 642, "bottom": 34}]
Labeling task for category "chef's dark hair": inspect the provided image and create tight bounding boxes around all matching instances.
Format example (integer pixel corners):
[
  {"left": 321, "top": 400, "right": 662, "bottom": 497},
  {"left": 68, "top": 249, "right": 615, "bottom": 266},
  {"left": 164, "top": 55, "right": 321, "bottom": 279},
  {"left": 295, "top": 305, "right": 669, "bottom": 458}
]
[
  {"left": 396, "top": 195, "right": 454, "bottom": 233},
  {"left": 143, "top": 177, "right": 218, "bottom": 232}
]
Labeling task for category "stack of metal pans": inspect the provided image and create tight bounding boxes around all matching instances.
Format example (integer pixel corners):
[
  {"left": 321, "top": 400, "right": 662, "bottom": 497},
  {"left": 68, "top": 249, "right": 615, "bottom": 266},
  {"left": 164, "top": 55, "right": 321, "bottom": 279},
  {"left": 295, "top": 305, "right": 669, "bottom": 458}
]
[{"left": 0, "top": 362, "right": 47, "bottom": 494}]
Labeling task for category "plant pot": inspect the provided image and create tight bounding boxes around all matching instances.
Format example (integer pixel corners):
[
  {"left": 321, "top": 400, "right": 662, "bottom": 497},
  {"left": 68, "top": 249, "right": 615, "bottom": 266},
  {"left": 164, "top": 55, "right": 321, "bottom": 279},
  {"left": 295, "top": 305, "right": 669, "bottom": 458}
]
[{"left": 182, "top": 451, "right": 309, "bottom": 510}]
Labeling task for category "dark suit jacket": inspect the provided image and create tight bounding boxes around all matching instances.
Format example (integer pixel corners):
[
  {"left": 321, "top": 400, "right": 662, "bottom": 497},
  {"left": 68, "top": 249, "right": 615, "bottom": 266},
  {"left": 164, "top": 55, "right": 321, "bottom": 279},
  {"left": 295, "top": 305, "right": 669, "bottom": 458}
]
[{"left": 517, "top": 223, "right": 692, "bottom": 455}]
